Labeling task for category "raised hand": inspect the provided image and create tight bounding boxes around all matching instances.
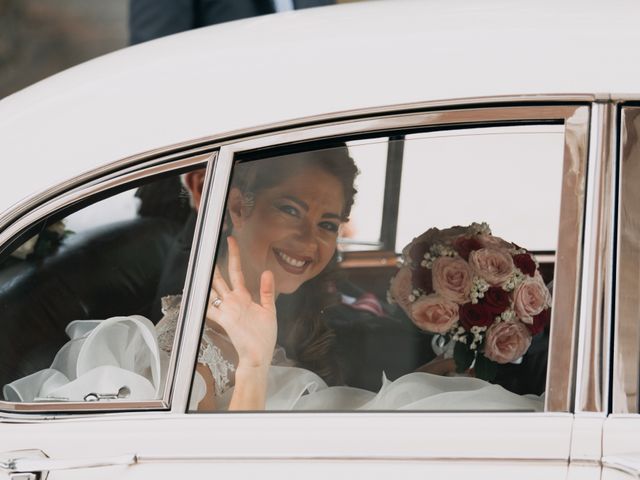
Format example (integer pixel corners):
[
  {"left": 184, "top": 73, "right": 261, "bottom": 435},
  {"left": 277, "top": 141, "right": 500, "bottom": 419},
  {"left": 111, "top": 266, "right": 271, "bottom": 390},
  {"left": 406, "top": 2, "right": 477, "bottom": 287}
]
[{"left": 206, "top": 236, "right": 277, "bottom": 369}]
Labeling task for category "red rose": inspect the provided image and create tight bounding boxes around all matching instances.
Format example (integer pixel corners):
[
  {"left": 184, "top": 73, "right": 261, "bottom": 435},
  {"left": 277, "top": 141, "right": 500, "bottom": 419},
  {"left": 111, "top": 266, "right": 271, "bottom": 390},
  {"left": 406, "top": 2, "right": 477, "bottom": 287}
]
[
  {"left": 459, "top": 302, "right": 494, "bottom": 330},
  {"left": 528, "top": 308, "right": 551, "bottom": 335},
  {"left": 513, "top": 253, "right": 536, "bottom": 277},
  {"left": 484, "top": 286, "right": 511, "bottom": 314},
  {"left": 412, "top": 266, "right": 433, "bottom": 294},
  {"left": 452, "top": 236, "right": 484, "bottom": 261}
]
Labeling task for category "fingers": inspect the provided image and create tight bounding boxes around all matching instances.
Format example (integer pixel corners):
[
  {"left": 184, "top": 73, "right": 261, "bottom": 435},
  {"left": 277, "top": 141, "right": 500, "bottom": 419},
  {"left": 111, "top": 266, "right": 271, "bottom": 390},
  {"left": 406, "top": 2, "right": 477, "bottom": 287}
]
[
  {"left": 226, "top": 236, "right": 246, "bottom": 290},
  {"left": 212, "top": 267, "right": 230, "bottom": 296},
  {"left": 259, "top": 270, "right": 276, "bottom": 312}
]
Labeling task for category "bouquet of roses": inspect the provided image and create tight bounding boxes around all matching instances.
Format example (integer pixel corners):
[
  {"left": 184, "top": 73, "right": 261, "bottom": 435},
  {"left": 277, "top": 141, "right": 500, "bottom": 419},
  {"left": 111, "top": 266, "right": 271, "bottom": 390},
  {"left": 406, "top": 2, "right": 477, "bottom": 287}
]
[{"left": 387, "top": 222, "right": 552, "bottom": 381}]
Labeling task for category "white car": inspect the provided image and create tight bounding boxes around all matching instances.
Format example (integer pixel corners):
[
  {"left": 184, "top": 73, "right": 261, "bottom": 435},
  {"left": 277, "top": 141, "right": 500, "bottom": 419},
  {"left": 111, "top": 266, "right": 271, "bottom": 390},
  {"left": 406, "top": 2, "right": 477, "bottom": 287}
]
[{"left": 1, "top": 0, "right": 639, "bottom": 478}]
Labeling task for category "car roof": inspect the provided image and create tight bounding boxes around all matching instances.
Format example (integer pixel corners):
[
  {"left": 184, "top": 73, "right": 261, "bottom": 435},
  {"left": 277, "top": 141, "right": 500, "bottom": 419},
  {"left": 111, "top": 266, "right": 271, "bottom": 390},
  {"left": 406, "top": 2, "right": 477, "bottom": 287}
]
[{"left": 0, "top": 0, "right": 638, "bottom": 214}]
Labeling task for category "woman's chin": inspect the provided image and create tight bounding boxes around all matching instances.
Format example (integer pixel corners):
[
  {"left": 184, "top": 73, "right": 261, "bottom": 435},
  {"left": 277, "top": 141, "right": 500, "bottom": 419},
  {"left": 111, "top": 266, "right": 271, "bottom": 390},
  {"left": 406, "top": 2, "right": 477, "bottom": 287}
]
[{"left": 275, "top": 278, "right": 305, "bottom": 295}]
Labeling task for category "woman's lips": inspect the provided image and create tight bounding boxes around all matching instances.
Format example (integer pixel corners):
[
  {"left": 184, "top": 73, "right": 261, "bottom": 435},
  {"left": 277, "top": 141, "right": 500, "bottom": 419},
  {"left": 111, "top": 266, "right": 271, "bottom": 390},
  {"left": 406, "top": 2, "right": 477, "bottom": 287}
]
[{"left": 273, "top": 248, "right": 310, "bottom": 274}]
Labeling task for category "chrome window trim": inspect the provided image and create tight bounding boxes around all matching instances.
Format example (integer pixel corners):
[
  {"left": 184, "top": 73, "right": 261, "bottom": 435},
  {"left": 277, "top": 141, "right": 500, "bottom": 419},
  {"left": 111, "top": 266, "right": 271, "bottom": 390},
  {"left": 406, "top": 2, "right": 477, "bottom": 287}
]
[
  {"left": 133, "top": 454, "right": 569, "bottom": 465},
  {"left": 0, "top": 153, "right": 214, "bottom": 415},
  {"left": 187, "top": 104, "right": 590, "bottom": 414},
  {"left": 543, "top": 106, "right": 591, "bottom": 412},
  {"left": 217, "top": 105, "right": 584, "bottom": 152},
  {"left": 573, "top": 102, "right": 616, "bottom": 414},
  {"left": 170, "top": 151, "right": 233, "bottom": 413},
  {"left": 613, "top": 106, "right": 640, "bottom": 413}
]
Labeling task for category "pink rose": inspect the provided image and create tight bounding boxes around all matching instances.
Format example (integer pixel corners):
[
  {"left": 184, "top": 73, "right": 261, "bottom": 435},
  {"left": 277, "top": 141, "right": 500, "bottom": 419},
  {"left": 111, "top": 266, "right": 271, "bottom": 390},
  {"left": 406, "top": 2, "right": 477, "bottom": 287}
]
[
  {"left": 432, "top": 256, "right": 473, "bottom": 303},
  {"left": 411, "top": 294, "right": 459, "bottom": 333},
  {"left": 483, "top": 320, "right": 532, "bottom": 364},
  {"left": 468, "top": 247, "right": 514, "bottom": 286},
  {"left": 388, "top": 266, "right": 414, "bottom": 316},
  {"left": 477, "top": 234, "right": 512, "bottom": 250},
  {"left": 513, "top": 273, "right": 551, "bottom": 323}
]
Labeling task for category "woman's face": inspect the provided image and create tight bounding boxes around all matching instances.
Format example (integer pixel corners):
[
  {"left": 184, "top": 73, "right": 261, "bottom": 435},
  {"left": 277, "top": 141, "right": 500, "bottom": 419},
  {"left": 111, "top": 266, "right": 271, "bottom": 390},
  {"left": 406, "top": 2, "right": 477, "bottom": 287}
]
[{"left": 231, "top": 166, "right": 345, "bottom": 296}]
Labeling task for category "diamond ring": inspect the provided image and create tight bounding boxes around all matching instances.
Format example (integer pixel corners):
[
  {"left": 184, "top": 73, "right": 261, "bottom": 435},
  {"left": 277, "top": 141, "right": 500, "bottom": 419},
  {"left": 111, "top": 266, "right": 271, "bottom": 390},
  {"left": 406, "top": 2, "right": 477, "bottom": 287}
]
[{"left": 211, "top": 297, "right": 223, "bottom": 308}]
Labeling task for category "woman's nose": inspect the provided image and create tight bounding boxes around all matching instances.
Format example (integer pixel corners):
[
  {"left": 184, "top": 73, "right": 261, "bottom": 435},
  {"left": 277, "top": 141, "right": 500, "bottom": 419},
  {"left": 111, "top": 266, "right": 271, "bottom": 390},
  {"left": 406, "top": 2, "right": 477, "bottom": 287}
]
[{"left": 293, "top": 221, "right": 319, "bottom": 251}]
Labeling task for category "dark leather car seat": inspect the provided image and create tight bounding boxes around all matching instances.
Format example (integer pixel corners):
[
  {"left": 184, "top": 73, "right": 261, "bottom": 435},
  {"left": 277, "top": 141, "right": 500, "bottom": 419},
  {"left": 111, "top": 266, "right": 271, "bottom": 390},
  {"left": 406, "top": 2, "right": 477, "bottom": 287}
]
[{"left": 0, "top": 216, "right": 182, "bottom": 392}]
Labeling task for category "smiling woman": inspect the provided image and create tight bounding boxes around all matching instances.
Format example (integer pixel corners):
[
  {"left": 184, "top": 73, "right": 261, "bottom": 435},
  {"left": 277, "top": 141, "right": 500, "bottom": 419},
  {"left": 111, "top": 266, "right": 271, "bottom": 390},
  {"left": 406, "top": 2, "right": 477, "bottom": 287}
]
[
  {"left": 178, "top": 131, "right": 558, "bottom": 412},
  {"left": 171, "top": 147, "right": 359, "bottom": 410}
]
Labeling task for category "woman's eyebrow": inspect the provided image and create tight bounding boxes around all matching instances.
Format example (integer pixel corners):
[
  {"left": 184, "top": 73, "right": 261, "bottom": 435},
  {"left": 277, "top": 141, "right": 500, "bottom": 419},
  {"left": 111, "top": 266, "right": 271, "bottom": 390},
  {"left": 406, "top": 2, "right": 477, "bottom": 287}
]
[{"left": 283, "top": 195, "right": 342, "bottom": 220}]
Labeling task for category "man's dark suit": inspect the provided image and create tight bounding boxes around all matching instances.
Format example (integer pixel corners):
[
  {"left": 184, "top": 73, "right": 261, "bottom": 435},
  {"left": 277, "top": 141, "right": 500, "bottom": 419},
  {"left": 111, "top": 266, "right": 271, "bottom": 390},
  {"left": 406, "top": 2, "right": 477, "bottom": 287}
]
[{"left": 130, "top": 0, "right": 335, "bottom": 45}]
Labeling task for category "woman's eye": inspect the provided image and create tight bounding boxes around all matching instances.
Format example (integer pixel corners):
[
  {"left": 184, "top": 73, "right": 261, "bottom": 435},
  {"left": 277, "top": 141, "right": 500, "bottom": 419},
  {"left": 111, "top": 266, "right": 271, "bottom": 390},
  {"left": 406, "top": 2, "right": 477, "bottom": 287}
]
[
  {"left": 278, "top": 205, "right": 300, "bottom": 217},
  {"left": 319, "top": 221, "right": 339, "bottom": 233}
]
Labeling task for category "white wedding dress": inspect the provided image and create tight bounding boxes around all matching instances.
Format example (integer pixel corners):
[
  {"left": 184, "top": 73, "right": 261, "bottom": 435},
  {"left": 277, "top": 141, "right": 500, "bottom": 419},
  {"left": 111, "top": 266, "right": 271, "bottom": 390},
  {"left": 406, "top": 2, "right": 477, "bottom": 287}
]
[{"left": 4, "top": 296, "right": 543, "bottom": 412}]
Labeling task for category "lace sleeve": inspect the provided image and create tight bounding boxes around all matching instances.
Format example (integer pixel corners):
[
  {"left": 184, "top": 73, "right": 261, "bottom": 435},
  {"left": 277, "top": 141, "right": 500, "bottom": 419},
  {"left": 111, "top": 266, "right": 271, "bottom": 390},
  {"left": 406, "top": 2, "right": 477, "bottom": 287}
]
[
  {"left": 198, "top": 330, "right": 236, "bottom": 396},
  {"left": 155, "top": 295, "right": 237, "bottom": 397}
]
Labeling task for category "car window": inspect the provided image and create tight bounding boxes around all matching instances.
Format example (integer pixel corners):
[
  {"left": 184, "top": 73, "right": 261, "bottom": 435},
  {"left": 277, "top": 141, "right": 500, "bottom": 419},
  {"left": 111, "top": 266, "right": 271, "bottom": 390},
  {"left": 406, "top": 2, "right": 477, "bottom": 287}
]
[
  {"left": 614, "top": 106, "right": 640, "bottom": 413},
  {"left": 0, "top": 163, "right": 207, "bottom": 406},
  {"left": 189, "top": 122, "right": 566, "bottom": 412}
]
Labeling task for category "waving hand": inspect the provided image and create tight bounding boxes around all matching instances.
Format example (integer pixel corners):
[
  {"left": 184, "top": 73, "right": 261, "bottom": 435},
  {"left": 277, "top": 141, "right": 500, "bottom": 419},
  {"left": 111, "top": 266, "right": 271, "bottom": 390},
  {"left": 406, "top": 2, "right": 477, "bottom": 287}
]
[{"left": 206, "top": 236, "right": 277, "bottom": 369}]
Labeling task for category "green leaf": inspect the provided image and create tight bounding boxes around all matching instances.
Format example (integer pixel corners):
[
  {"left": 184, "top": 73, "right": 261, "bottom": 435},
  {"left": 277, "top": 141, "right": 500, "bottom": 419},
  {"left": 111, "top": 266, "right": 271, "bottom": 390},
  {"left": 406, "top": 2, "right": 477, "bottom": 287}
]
[
  {"left": 474, "top": 355, "right": 498, "bottom": 382},
  {"left": 454, "top": 341, "right": 474, "bottom": 373}
]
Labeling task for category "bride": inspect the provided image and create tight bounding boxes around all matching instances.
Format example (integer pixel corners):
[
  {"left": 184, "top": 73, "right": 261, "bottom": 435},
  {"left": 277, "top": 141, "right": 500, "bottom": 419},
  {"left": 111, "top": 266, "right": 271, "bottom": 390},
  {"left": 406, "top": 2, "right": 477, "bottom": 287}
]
[
  {"left": 4, "top": 147, "right": 544, "bottom": 412},
  {"left": 160, "top": 147, "right": 543, "bottom": 412}
]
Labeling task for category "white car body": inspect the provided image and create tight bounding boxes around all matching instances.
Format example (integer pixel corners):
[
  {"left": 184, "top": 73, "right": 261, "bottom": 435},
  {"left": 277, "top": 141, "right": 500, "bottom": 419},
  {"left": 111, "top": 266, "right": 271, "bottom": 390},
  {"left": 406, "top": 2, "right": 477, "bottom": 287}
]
[{"left": 0, "top": 0, "right": 639, "bottom": 478}]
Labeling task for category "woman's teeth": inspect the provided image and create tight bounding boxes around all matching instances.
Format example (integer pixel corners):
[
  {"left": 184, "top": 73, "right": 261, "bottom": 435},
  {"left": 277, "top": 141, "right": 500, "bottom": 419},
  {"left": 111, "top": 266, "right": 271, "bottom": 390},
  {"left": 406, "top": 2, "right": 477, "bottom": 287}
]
[{"left": 277, "top": 250, "right": 306, "bottom": 267}]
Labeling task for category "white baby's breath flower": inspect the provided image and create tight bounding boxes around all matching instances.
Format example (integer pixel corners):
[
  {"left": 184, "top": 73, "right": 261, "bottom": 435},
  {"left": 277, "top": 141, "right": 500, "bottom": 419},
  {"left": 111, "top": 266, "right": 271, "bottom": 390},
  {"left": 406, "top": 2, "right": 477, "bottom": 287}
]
[
  {"left": 503, "top": 270, "right": 525, "bottom": 292},
  {"left": 408, "top": 289, "right": 422, "bottom": 303},
  {"left": 500, "top": 309, "right": 516, "bottom": 322},
  {"left": 470, "top": 222, "right": 492, "bottom": 236},
  {"left": 386, "top": 289, "right": 394, "bottom": 304},
  {"left": 470, "top": 276, "right": 490, "bottom": 303}
]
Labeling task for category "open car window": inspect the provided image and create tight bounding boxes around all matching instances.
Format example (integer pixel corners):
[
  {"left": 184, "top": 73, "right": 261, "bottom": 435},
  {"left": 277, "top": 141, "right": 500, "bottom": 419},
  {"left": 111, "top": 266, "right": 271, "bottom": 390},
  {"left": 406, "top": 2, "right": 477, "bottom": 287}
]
[
  {"left": 188, "top": 110, "right": 584, "bottom": 413},
  {"left": 0, "top": 159, "right": 209, "bottom": 409}
]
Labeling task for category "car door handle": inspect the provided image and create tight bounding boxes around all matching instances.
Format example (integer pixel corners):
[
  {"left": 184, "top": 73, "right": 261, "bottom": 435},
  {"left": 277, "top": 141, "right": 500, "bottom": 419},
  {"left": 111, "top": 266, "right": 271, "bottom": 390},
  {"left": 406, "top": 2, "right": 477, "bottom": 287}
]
[{"left": 0, "top": 449, "right": 136, "bottom": 479}]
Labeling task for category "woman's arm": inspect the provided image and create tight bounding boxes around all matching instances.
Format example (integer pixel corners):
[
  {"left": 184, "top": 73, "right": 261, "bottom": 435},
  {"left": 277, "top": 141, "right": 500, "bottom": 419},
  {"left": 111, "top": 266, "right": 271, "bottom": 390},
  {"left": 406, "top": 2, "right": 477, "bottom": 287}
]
[
  {"left": 228, "top": 365, "right": 270, "bottom": 410},
  {"left": 195, "top": 363, "right": 217, "bottom": 411}
]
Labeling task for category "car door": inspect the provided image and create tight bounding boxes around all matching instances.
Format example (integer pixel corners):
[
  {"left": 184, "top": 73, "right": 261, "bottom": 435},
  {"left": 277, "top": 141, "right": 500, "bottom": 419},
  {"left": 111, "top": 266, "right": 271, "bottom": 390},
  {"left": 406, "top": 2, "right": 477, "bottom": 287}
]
[{"left": 1, "top": 102, "right": 587, "bottom": 480}]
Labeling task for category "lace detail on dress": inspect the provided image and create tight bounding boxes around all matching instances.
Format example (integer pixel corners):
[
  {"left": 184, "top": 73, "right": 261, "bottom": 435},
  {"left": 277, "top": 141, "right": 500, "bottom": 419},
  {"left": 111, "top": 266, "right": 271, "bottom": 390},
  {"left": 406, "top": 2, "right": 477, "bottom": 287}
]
[
  {"left": 198, "top": 331, "right": 236, "bottom": 396},
  {"left": 156, "top": 295, "right": 182, "bottom": 356},
  {"left": 155, "top": 294, "right": 236, "bottom": 396}
]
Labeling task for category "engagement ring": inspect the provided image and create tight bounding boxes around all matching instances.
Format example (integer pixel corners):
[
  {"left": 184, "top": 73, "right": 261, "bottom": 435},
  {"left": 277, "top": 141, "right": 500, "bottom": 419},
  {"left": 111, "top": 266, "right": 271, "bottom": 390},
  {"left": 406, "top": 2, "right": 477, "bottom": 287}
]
[{"left": 211, "top": 297, "right": 223, "bottom": 308}]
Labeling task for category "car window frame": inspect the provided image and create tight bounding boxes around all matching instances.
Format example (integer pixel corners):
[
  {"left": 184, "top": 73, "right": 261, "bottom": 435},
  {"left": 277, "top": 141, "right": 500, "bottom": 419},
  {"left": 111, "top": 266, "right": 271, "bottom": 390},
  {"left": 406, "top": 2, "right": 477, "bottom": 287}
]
[
  {"left": 613, "top": 104, "right": 640, "bottom": 414},
  {"left": 181, "top": 103, "right": 590, "bottom": 414},
  {"left": 0, "top": 151, "right": 215, "bottom": 415}
]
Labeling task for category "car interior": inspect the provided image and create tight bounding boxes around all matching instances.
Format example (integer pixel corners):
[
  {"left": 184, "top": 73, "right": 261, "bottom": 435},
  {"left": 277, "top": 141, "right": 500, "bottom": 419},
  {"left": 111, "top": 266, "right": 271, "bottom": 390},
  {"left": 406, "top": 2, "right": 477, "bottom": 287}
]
[{"left": 0, "top": 126, "right": 557, "bottom": 404}]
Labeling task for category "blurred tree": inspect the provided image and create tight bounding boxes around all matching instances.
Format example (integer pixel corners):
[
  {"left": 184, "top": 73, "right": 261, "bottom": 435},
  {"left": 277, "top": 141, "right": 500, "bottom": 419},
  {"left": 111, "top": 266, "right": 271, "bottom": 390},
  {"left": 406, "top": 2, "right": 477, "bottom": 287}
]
[{"left": 0, "top": 0, "right": 127, "bottom": 98}]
